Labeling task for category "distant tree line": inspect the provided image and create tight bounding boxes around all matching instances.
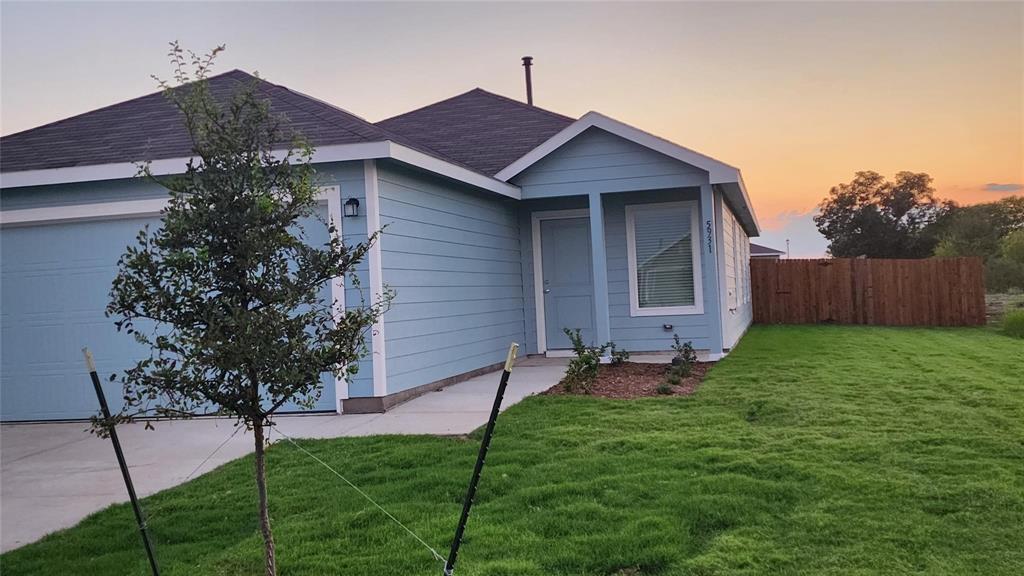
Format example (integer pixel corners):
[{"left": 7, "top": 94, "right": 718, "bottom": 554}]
[{"left": 815, "top": 171, "right": 1024, "bottom": 292}]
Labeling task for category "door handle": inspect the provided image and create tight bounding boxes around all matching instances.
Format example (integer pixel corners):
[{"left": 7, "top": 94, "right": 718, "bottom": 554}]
[{"left": 543, "top": 288, "right": 551, "bottom": 294}]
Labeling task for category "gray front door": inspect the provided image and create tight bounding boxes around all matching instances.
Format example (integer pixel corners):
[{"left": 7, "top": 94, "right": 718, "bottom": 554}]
[{"left": 541, "top": 217, "right": 596, "bottom": 349}]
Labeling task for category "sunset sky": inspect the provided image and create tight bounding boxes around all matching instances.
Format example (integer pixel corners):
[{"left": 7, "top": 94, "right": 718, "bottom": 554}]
[{"left": 2, "top": 2, "right": 1021, "bottom": 256}]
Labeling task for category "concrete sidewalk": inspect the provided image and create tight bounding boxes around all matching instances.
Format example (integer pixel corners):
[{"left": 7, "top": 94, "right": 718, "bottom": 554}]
[{"left": 0, "top": 357, "right": 566, "bottom": 552}]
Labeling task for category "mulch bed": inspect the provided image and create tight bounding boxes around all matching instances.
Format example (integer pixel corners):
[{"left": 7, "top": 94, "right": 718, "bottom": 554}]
[{"left": 542, "top": 361, "right": 712, "bottom": 399}]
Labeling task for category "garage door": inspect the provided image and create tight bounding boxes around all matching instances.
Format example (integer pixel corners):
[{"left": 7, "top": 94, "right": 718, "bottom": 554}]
[{"left": 1, "top": 211, "right": 336, "bottom": 421}]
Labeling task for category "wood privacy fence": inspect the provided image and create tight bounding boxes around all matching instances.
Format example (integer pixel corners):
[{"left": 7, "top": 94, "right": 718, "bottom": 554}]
[{"left": 751, "top": 258, "right": 986, "bottom": 326}]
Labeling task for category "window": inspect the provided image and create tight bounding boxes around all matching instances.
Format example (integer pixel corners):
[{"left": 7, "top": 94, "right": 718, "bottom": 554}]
[
  {"left": 625, "top": 202, "right": 703, "bottom": 316},
  {"left": 741, "top": 232, "right": 751, "bottom": 304},
  {"left": 723, "top": 208, "right": 739, "bottom": 311}
]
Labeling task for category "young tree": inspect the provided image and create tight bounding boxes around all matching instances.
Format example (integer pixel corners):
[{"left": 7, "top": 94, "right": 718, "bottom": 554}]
[
  {"left": 814, "top": 171, "right": 953, "bottom": 258},
  {"left": 100, "top": 44, "right": 385, "bottom": 575}
]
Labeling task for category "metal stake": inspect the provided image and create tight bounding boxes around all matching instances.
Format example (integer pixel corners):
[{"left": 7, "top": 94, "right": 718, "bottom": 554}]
[
  {"left": 83, "top": 348, "right": 160, "bottom": 576},
  {"left": 443, "top": 342, "right": 518, "bottom": 576}
]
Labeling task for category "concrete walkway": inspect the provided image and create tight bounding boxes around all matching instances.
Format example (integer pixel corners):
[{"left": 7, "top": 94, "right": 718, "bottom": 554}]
[{"left": 0, "top": 357, "right": 566, "bottom": 552}]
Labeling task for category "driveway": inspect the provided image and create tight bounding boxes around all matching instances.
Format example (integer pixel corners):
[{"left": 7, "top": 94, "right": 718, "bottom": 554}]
[{"left": 0, "top": 357, "right": 565, "bottom": 552}]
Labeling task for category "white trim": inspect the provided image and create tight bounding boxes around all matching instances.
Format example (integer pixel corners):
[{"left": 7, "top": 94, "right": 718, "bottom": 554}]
[
  {"left": 363, "top": 159, "right": 387, "bottom": 397},
  {"left": 531, "top": 208, "right": 590, "bottom": 353},
  {"left": 0, "top": 140, "right": 522, "bottom": 200},
  {"left": 388, "top": 143, "right": 521, "bottom": 200},
  {"left": 0, "top": 188, "right": 336, "bottom": 227},
  {"left": 0, "top": 198, "right": 167, "bottom": 227},
  {"left": 624, "top": 201, "right": 704, "bottom": 317},
  {"left": 497, "top": 111, "right": 741, "bottom": 184},
  {"left": 323, "top": 185, "right": 349, "bottom": 411},
  {"left": 496, "top": 111, "right": 759, "bottom": 235},
  {"left": 0, "top": 142, "right": 389, "bottom": 189}
]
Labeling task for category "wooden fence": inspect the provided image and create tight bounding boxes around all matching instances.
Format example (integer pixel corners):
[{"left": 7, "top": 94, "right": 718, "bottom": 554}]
[{"left": 751, "top": 258, "right": 986, "bottom": 326}]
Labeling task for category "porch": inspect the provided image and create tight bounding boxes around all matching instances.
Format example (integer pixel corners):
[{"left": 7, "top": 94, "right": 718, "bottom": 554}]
[{"left": 518, "top": 184, "right": 726, "bottom": 358}]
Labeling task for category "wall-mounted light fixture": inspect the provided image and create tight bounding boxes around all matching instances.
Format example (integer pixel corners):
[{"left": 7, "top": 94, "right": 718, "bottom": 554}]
[{"left": 343, "top": 198, "right": 360, "bottom": 217}]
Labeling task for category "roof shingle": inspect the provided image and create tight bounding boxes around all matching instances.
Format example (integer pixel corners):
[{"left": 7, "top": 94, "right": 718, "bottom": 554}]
[
  {"left": 0, "top": 70, "right": 432, "bottom": 173},
  {"left": 377, "top": 88, "right": 574, "bottom": 176}
]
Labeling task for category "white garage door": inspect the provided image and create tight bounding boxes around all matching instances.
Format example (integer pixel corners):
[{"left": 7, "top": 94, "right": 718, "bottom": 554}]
[{"left": 1, "top": 211, "right": 336, "bottom": 421}]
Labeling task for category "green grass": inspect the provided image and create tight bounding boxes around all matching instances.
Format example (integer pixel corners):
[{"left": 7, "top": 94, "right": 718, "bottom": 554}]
[{"left": 4, "top": 326, "right": 1023, "bottom": 575}]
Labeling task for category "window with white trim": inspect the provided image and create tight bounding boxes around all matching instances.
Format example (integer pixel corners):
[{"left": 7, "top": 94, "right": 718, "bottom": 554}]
[
  {"left": 625, "top": 202, "right": 703, "bottom": 316},
  {"left": 741, "top": 232, "right": 751, "bottom": 304}
]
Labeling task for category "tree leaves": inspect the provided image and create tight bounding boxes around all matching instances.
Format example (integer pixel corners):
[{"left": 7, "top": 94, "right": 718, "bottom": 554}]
[
  {"left": 814, "top": 170, "right": 953, "bottom": 258},
  {"left": 102, "top": 43, "right": 385, "bottom": 434}
]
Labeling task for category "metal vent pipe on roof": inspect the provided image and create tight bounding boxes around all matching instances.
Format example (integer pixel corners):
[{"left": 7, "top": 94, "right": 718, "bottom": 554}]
[{"left": 522, "top": 56, "right": 534, "bottom": 105}]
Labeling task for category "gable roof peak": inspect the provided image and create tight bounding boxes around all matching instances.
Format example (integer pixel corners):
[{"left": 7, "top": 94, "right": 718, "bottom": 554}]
[{"left": 376, "top": 87, "right": 575, "bottom": 175}]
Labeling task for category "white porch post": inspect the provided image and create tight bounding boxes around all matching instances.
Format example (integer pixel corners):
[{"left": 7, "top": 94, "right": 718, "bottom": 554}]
[
  {"left": 700, "top": 183, "right": 725, "bottom": 358},
  {"left": 588, "top": 191, "right": 612, "bottom": 347},
  {"left": 364, "top": 159, "right": 388, "bottom": 397}
]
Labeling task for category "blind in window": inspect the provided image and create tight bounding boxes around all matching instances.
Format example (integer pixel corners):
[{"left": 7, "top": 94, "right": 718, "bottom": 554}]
[{"left": 633, "top": 205, "right": 695, "bottom": 308}]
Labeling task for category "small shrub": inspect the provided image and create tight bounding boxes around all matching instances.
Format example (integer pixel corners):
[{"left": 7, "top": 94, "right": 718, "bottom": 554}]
[
  {"left": 608, "top": 342, "right": 630, "bottom": 365},
  {"left": 656, "top": 383, "right": 674, "bottom": 395},
  {"left": 666, "top": 373, "right": 682, "bottom": 385},
  {"left": 561, "top": 328, "right": 609, "bottom": 393},
  {"left": 671, "top": 334, "right": 698, "bottom": 375},
  {"left": 1003, "top": 309, "right": 1024, "bottom": 338}
]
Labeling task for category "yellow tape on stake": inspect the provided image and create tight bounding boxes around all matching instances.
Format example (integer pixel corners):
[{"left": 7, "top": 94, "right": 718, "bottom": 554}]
[{"left": 504, "top": 342, "right": 519, "bottom": 372}]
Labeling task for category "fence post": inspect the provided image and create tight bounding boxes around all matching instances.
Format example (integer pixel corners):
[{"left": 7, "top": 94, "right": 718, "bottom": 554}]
[
  {"left": 83, "top": 348, "right": 160, "bottom": 576},
  {"left": 443, "top": 343, "right": 518, "bottom": 576}
]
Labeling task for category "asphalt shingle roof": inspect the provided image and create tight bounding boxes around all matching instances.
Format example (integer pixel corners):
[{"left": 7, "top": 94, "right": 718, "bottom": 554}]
[
  {"left": 751, "top": 243, "right": 785, "bottom": 256},
  {"left": 0, "top": 70, "right": 435, "bottom": 174},
  {"left": 377, "top": 88, "right": 575, "bottom": 176}
]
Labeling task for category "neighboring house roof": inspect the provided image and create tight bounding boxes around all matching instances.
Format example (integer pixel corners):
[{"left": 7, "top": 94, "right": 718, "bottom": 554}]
[
  {"left": 0, "top": 69, "right": 447, "bottom": 174},
  {"left": 751, "top": 243, "right": 785, "bottom": 257},
  {"left": 377, "top": 88, "right": 574, "bottom": 176}
]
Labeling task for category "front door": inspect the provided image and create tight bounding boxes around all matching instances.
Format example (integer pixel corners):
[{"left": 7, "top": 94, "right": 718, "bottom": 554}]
[{"left": 541, "top": 217, "right": 596, "bottom": 350}]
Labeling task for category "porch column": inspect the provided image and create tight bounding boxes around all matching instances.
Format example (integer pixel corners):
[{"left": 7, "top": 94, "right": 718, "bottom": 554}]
[
  {"left": 700, "top": 183, "right": 725, "bottom": 358},
  {"left": 588, "top": 191, "right": 612, "bottom": 347}
]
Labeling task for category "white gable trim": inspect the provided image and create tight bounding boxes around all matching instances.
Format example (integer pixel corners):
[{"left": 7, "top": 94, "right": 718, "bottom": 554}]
[
  {"left": 388, "top": 142, "right": 521, "bottom": 199},
  {"left": 0, "top": 141, "right": 520, "bottom": 199},
  {"left": 496, "top": 111, "right": 741, "bottom": 184},
  {"left": 496, "top": 111, "right": 758, "bottom": 234}
]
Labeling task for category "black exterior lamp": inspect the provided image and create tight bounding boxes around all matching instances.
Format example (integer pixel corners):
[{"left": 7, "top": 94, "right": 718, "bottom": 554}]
[{"left": 343, "top": 197, "right": 360, "bottom": 217}]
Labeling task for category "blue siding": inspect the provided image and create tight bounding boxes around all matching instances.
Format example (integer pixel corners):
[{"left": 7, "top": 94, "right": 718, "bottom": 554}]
[
  {"left": 376, "top": 162, "right": 525, "bottom": 394},
  {"left": 513, "top": 127, "right": 707, "bottom": 199}
]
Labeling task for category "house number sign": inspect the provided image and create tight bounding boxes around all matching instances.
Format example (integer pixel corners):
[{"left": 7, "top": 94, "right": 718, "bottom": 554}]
[{"left": 705, "top": 219, "right": 714, "bottom": 254}]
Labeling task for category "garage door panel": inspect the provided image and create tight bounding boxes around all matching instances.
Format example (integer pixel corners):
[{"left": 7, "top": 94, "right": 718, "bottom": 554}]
[
  {"left": 3, "top": 272, "right": 63, "bottom": 314},
  {"left": 2, "top": 209, "right": 337, "bottom": 421}
]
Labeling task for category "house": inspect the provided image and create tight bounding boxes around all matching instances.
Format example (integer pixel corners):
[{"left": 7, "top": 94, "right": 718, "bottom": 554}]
[
  {"left": 0, "top": 70, "right": 759, "bottom": 421},
  {"left": 750, "top": 243, "right": 785, "bottom": 259}
]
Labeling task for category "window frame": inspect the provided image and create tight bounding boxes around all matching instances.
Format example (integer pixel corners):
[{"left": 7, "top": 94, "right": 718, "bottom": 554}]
[{"left": 625, "top": 201, "right": 704, "bottom": 317}]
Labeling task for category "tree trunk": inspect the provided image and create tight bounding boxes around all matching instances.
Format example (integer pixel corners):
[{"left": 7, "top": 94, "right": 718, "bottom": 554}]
[{"left": 253, "top": 420, "right": 276, "bottom": 576}]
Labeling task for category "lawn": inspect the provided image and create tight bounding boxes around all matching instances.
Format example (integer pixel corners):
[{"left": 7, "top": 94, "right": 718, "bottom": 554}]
[{"left": 3, "top": 326, "right": 1022, "bottom": 575}]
